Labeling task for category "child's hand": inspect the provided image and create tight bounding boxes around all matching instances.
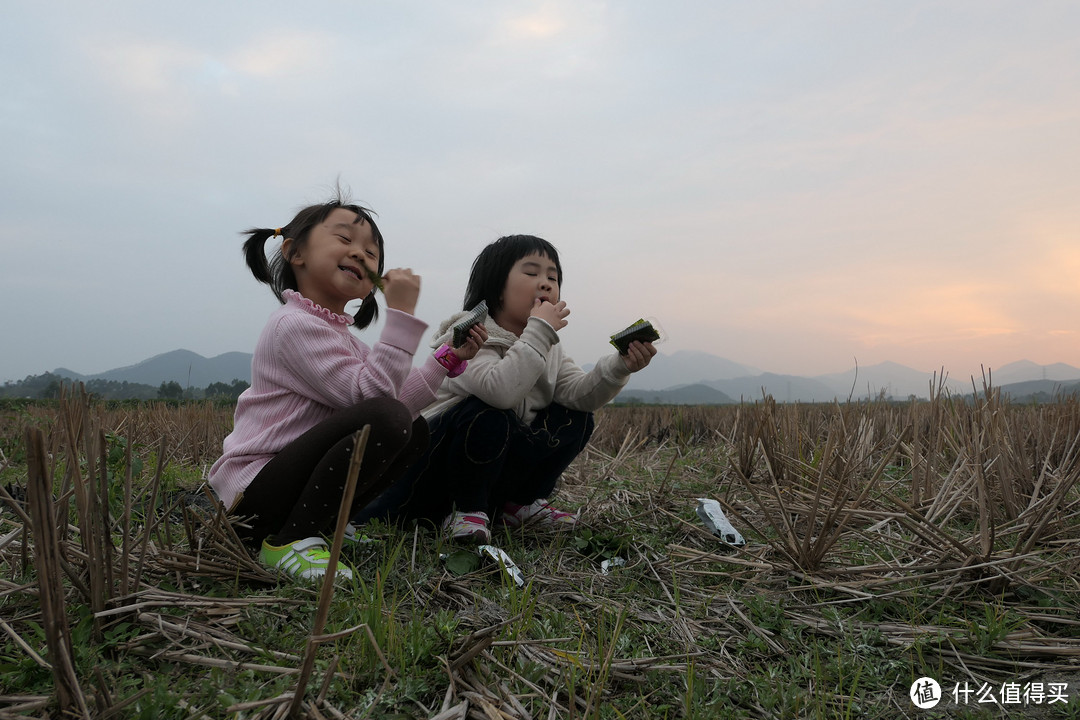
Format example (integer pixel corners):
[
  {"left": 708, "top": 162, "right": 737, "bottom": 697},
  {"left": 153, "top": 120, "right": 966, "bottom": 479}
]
[
  {"left": 531, "top": 299, "right": 570, "bottom": 331},
  {"left": 382, "top": 268, "right": 421, "bottom": 315},
  {"left": 452, "top": 324, "right": 488, "bottom": 361},
  {"left": 621, "top": 341, "right": 657, "bottom": 372}
]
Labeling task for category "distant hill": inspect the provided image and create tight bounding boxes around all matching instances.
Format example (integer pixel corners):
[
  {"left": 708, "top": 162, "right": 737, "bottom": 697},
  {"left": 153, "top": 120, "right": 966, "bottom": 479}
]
[
  {"left": 704, "top": 373, "right": 841, "bottom": 403},
  {"left": 813, "top": 361, "right": 967, "bottom": 400},
  {"left": 615, "top": 352, "right": 986, "bottom": 399},
  {"left": 615, "top": 383, "right": 735, "bottom": 405},
  {"left": 985, "top": 360, "right": 1080, "bottom": 386},
  {"left": 995, "top": 379, "right": 1080, "bottom": 402},
  {"left": 618, "top": 350, "right": 759, "bottom": 391},
  {"left": 53, "top": 349, "right": 253, "bottom": 388},
  {"left": 608, "top": 353, "right": 1080, "bottom": 405}
]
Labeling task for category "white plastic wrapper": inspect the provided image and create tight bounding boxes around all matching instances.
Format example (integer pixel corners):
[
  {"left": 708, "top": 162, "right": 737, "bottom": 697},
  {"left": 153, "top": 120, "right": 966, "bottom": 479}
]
[
  {"left": 601, "top": 557, "right": 626, "bottom": 575},
  {"left": 477, "top": 544, "right": 525, "bottom": 587},
  {"left": 696, "top": 498, "right": 746, "bottom": 546}
]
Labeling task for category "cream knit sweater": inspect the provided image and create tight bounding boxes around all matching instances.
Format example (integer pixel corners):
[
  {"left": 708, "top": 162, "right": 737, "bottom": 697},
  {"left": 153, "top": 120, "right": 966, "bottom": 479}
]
[{"left": 422, "top": 311, "right": 631, "bottom": 425}]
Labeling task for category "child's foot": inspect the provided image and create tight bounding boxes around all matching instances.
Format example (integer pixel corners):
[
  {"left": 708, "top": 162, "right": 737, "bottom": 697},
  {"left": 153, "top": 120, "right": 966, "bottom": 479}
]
[
  {"left": 260, "top": 537, "right": 355, "bottom": 582},
  {"left": 499, "top": 499, "right": 579, "bottom": 529},
  {"left": 442, "top": 511, "right": 491, "bottom": 543}
]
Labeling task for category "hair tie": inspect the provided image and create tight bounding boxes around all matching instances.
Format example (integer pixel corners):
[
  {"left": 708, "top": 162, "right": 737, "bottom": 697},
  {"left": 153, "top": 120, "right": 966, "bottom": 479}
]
[{"left": 274, "top": 228, "right": 282, "bottom": 237}]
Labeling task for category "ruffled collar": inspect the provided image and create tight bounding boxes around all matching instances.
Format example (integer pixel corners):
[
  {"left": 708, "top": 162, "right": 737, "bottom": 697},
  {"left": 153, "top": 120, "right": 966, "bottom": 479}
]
[{"left": 282, "top": 289, "right": 354, "bottom": 326}]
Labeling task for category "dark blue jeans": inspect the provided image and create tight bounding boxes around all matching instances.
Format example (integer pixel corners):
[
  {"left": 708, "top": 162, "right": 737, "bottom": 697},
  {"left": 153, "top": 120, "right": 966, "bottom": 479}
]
[{"left": 353, "top": 397, "right": 594, "bottom": 527}]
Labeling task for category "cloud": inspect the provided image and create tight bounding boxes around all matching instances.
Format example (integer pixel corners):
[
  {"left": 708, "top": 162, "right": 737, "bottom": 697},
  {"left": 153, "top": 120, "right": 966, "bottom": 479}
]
[
  {"left": 3, "top": 1, "right": 1080, "bottom": 383},
  {"left": 79, "top": 28, "right": 340, "bottom": 122},
  {"left": 501, "top": 6, "right": 570, "bottom": 41},
  {"left": 229, "top": 32, "right": 335, "bottom": 79},
  {"left": 92, "top": 41, "right": 203, "bottom": 95}
]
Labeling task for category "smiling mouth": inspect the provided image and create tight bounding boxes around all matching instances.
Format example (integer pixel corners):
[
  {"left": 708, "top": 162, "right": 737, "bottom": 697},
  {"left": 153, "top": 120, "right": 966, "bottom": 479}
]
[
  {"left": 341, "top": 264, "right": 384, "bottom": 292},
  {"left": 340, "top": 265, "right": 364, "bottom": 281}
]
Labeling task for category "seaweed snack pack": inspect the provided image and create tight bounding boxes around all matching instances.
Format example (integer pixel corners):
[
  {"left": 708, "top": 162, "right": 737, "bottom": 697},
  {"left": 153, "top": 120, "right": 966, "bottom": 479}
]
[
  {"left": 451, "top": 300, "right": 489, "bottom": 348},
  {"left": 609, "top": 318, "right": 665, "bottom": 355},
  {"left": 365, "top": 266, "right": 385, "bottom": 293}
]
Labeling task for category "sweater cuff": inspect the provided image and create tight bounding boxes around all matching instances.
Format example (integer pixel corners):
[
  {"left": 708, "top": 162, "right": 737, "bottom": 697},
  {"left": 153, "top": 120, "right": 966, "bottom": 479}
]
[
  {"left": 419, "top": 353, "right": 450, "bottom": 384},
  {"left": 379, "top": 308, "right": 429, "bottom": 354},
  {"left": 599, "top": 352, "right": 632, "bottom": 384},
  {"left": 520, "top": 316, "right": 559, "bottom": 355}
]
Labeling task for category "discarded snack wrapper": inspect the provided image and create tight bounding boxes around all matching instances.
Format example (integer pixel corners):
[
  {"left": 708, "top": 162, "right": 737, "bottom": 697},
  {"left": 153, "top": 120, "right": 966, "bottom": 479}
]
[
  {"left": 696, "top": 498, "right": 746, "bottom": 546},
  {"left": 477, "top": 544, "right": 525, "bottom": 587},
  {"left": 609, "top": 318, "right": 665, "bottom": 355},
  {"left": 601, "top": 557, "right": 626, "bottom": 575},
  {"left": 451, "top": 300, "right": 489, "bottom": 348}
]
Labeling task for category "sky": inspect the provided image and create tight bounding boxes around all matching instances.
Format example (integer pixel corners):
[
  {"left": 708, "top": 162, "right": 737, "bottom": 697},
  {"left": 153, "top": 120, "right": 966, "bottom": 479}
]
[{"left": 2, "top": 1, "right": 1079, "bottom": 385}]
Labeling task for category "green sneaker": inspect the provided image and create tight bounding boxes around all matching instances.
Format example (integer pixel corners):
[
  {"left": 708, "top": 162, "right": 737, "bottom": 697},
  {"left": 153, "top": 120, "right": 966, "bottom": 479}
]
[{"left": 259, "top": 537, "right": 354, "bottom": 582}]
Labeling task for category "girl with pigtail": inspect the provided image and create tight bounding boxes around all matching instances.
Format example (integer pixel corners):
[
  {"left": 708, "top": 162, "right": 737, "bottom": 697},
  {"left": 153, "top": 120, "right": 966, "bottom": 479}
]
[{"left": 208, "top": 192, "right": 486, "bottom": 582}]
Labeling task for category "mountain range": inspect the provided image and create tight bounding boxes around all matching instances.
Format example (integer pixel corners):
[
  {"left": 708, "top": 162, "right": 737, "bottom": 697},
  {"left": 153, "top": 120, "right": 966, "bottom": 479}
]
[
  {"left": 51, "top": 350, "right": 253, "bottom": 389},
  {"left": 34, "top": 349, "right": 1080, "bottom": 403},
  {"left": 598, "top": 351, "right": 1080, "bottom": 403}
]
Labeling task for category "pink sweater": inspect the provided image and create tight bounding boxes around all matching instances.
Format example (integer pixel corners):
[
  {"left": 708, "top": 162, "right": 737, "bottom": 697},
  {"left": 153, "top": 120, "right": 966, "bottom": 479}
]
[{"left": 208, "top": 290, "right": 447, "bottom": 509}]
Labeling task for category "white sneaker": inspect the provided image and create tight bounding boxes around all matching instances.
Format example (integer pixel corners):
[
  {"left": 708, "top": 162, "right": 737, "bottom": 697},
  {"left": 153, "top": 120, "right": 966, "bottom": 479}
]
[
  {"left": 498, "top": 499, "right": 579, "bottom": 529},
  {"left": 442, "top": 511, "right": 492, "bottom": 543}
]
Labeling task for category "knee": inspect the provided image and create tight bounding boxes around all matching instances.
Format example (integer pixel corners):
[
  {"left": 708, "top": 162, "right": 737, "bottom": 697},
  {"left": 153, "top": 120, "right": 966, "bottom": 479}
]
[
  {"left": 447, "top": 397, "right": 513, "bottom": 432},
  {"left": 549, "top": 403, "right": 591, "bottom": 421},
  {"left": 544, "top": 403, "right": 595, "bottom": 441},
  {"left": 348, "top": 397, "right": 414, "bottom": 450},
  {"left": 461, "top": 406, "right": 515, "bottom": 463}
]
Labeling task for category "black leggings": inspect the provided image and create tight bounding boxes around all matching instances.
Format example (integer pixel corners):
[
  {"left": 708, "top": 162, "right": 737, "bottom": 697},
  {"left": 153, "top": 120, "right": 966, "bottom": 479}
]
[
  {"left": 354, "top": 397, "right": 594, "bottom": 526},
  {"left": 232, "top": 397, "right": 429, "bottom": 547}
]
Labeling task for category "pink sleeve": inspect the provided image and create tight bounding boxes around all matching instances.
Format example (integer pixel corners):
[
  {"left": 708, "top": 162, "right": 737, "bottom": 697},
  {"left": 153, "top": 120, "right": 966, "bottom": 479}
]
[
  {"left": 272, "top": 309, "right": 429, "bottom": 409},
  {"left": 400, "top": 354, "right": 450, "bottom": 417}
]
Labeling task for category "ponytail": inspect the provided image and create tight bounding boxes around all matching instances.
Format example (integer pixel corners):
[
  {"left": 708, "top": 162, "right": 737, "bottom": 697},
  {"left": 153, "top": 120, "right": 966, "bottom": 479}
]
[
  {"left": 241, "top": 228, "right": 278, "bottom": 285},
  {"left": 352, "top": 293, "right": 378, "bottom": 328}
]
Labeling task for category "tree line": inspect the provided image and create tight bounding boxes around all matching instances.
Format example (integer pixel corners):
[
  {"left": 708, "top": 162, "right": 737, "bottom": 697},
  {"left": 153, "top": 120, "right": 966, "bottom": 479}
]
[{"left": 0, "top": 373, "right": 250, "bottom": 401}]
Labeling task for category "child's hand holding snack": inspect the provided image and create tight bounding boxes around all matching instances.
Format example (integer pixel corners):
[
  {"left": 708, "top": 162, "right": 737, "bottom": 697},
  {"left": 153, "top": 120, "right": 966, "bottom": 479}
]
[
  {"left": 451, "top": 324, "right": 488, "bottom": 361},
  {"left": 382, "top": 268, "right": 421, "bottom": 314},
  {"left": 621, "top": 340, "right": 657, "bottom": 372},
  {"left": 609, "top": 318, "right": 663, "bottom": 372},
  {"left": 531, "top": 298, "right": 570, "bottom": 331}
]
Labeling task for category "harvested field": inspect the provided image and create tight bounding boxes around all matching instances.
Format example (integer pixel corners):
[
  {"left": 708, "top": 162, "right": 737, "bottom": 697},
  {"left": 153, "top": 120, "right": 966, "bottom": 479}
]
[{"left": 2, "top": 385, "right": 1080, "bottom": 719}]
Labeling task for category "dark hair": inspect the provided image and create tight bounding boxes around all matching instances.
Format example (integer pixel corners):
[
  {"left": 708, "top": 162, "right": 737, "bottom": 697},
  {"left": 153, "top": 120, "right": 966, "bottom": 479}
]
[
  {"left": 241, "top": 194, "right": 384, "bottom": 329},
  {"left": 463, "top": 235, "right": 563, "bottom": 313}
]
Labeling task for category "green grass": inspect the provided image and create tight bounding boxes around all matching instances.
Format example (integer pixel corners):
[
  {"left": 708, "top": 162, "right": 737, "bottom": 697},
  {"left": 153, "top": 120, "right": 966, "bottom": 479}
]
[{"left": 3, "top": 399, "right": 1080, "bottom": 718}]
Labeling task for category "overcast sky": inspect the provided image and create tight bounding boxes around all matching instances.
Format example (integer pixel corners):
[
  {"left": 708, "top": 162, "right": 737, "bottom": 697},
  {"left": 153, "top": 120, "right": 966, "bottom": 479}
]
[{"left": 3, "top": 1, "right": 1078, "bottom": 384}]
